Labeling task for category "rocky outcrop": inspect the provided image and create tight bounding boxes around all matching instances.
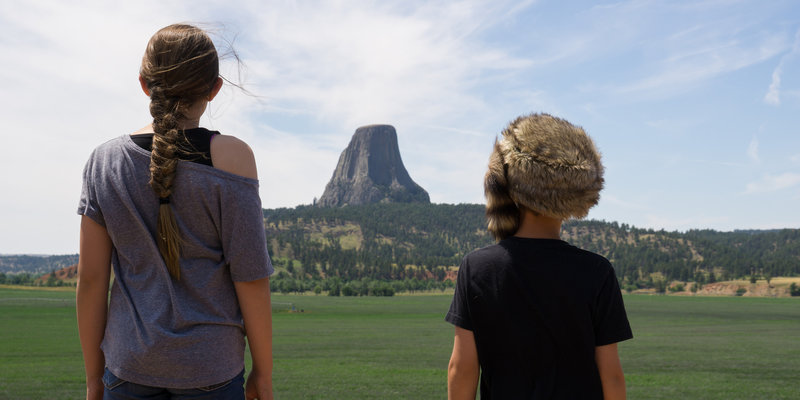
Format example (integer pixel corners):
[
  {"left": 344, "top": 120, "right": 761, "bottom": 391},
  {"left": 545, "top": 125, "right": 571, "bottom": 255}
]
[{"left": 319, "top": 125, "right": 429, "bottom": 207}]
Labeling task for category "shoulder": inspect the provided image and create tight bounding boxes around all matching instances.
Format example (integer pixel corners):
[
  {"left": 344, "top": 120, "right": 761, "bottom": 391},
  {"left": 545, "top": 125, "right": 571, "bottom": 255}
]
[
  {"left": 468, "top": 242, "right": 509, "bottom": 260},
  {"left": 84, "top": 136, "right": 127, "bottom": 165},
  {"left": 210, "top": 134, "right": 258, "bottom": 180},
  {"left": 555, "top": 242, "right": 614, "bottom": 275},
  {"left": 460, "top": 242, "right": 510, "bottom": 271},
  {"left": 563, "top": 242, "right": 610, "bottom": 263}
]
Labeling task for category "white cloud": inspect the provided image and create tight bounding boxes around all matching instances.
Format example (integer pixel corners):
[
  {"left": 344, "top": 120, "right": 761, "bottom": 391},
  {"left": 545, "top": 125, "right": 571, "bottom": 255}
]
[
  {"left": 2, "top": 0, "right": 799, "bottom": 252},
  {"left": 618, "top": 33, "right": 786, "bottom": 97},
  {"left": 764, "top": 28, "right": 800, "bottom": 106},
  {"left": 745, "top": 172, "right": 800, "bottom": 194},
  {"left": 746, "top": 136, "right": 759, "bottom": 163},
  {"left": 764, "top": 63, "right": 783, "bottom": 105},
  {"left": 242, "top": 1, "right": 534, "bottom": 131},
  {"left": 557, "top": 2, "right": 794, "bottom": 101},
  {"left": 0, "top": 0, "right": 537, "bottom": 253}
]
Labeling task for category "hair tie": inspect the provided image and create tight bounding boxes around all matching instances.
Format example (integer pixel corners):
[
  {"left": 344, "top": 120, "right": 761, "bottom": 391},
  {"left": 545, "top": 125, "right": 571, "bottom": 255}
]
[{"left": 159, "top": 196, "right": 171, "bottom": 204}]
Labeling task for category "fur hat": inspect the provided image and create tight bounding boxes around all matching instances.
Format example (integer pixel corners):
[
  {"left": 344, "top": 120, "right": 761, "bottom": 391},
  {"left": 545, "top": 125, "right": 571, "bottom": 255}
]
[{"left": 485, "top": 113, "right": 604, "bottom": 240}]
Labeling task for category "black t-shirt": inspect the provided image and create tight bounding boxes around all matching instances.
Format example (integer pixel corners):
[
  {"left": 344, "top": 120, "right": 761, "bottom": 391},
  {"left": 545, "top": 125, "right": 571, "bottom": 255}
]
[{"left": 446, "top": 237, "right": 633, "bottom": 399}]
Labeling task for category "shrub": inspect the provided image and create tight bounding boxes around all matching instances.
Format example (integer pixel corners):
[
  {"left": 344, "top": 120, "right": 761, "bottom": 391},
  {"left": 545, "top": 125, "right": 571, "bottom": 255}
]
[
  {"left": 735, "top": 288, "right": 746, "bottom": 296},
  {"left": 668, "top": 283, "right": 685, "bottom": 293},
  {"left": 623, "top": 284, "right": 636, "bottom": 293},
  {"left": 790, "top": 283, "right": 800, "bottom": 297},
  {"left": 341, "top": 284, "right": 357, "bottom": 296},
  {"left": 654, "top": 279, "right": 667, "bottom": 294}
]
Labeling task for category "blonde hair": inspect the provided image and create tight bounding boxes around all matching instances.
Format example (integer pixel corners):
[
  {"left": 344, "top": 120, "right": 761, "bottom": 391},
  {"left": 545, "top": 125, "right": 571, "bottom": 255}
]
[{"left": 140, "top": 24, "right": 220, "bottom": 279}]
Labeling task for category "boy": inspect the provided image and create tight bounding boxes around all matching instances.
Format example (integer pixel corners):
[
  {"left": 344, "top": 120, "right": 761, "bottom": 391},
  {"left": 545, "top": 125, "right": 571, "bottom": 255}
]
[{"left": 446, "top": 113, "right": 632, "bottom": 399}]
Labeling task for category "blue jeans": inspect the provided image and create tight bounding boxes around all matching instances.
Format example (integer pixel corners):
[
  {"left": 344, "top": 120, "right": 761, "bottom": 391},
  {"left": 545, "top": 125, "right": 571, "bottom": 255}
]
[{"left": 102, "top": 368, "right": 245, "bottom": 399}]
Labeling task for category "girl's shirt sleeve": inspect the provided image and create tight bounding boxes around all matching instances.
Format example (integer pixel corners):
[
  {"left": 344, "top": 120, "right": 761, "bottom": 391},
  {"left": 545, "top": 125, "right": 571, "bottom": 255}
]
[
  {"left": 77, "top": 150, "right": 105, "bottom": 227},
  {"left": 218, "top": 179, "right": 273, "bottom": 282}
]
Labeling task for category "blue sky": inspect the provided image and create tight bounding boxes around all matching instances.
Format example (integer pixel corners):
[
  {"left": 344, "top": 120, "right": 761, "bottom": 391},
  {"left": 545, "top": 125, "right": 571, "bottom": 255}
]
[{"left": 1, "top": 0, "right": 799, "bottom": 254}]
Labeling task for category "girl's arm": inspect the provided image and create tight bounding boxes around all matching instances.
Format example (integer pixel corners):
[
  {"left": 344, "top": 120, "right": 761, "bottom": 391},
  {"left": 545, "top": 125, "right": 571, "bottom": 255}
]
[
  {"left": 213, "top": 132, "right": 271, "bottom": 398},
  {"left": 76, "top": 216, "right": 112, "bottom": 400},
  {"left": 447, "top": 326, "right": 479, "bottom": 400},
  {"left": 234, "top": 278, "right": 273, "bottom": 400},
  {"left": 595, "top": 343, "right": 626, "bottom": 400}
]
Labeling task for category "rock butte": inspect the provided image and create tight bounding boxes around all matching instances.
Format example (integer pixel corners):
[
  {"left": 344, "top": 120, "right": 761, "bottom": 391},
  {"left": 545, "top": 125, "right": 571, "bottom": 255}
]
[{"left": 319, "top": 124, "right": 429, "bottom": 207}]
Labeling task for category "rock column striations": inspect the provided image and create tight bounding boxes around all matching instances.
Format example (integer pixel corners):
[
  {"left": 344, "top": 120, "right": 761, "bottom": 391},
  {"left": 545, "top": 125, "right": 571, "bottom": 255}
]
[{"left": 319, "top": 125, "right": 430, "bottom": 207}]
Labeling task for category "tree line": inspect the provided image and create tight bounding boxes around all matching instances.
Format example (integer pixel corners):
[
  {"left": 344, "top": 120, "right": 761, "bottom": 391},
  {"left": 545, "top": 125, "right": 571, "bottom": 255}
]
[
  {"left": 0, "top": 254, "right": 79, "bottom": 274},
  {"left": 4, "top": 203, "right": 799, "bottom": 295},
  {"left": 264, "top": 203, "right": 800, "bottom": 294}
]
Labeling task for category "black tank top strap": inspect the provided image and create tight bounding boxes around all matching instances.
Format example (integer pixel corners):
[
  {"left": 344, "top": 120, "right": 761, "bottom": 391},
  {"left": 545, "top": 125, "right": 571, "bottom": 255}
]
[{"left": 130, "top": 127, "right": 219, "bottom": 167}]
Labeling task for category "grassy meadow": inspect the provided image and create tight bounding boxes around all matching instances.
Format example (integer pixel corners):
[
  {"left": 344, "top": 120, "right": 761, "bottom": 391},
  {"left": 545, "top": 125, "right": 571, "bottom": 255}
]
[{"left": 1, "top": 286, "right": 799, "bottom": 399}]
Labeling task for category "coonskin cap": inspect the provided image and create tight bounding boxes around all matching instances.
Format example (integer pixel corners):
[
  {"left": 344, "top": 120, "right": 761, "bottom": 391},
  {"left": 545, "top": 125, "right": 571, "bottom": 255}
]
[{"left": 485, "top": 113, "right": 604, "bottom": 230}]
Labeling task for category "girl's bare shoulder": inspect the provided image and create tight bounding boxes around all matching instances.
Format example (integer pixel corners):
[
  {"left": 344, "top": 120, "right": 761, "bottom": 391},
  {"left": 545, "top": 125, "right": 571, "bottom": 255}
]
[{"left": 210, "top": 134, "right": 258, "bottom": 180}]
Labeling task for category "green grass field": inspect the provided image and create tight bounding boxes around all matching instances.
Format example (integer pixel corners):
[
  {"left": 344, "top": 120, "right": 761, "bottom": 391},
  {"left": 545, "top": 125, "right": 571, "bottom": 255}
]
[{"left": 1, "top": 286, "right": 799, "bottom": 399}]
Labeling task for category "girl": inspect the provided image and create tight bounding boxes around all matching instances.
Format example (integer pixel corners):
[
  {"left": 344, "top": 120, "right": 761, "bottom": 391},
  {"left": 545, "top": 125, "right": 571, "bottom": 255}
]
[
  {"left": 76, "top": 24, "right": 273, "bottom": 400},
  {"left": 446, "top": 113, "right": 632, "bottom": 399}
]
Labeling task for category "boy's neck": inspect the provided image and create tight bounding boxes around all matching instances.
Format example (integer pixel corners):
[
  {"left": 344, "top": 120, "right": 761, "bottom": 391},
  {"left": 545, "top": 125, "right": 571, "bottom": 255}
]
[{"left": 514, "top": 209, "right": 562, "bottom": 240}]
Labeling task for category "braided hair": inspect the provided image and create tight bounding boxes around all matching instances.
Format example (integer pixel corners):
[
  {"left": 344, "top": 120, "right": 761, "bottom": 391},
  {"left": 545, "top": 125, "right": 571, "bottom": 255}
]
[{"left": 139, "top": 24, "right": 220, "bottom": 279}]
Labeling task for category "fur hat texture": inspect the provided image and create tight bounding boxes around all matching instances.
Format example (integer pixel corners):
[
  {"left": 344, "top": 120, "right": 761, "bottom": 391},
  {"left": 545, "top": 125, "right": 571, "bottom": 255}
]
[{"left": 485, "top": 113, "right": 604, "bottom": 240}]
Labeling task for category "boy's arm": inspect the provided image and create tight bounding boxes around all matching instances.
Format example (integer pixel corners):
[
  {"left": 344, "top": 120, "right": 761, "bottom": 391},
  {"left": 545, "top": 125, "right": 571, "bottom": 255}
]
[
  {"left": 76, "top": 216, "right": 112, "bottom": 400},
  {"left": 234, "top": 277, "right": 274, "bottom": 400},
  {"left": 448, "top": 326, "right": 479, "bottom": 400},
  {"left": 595, "top": 343, "right": 626, "bottom": 400}
]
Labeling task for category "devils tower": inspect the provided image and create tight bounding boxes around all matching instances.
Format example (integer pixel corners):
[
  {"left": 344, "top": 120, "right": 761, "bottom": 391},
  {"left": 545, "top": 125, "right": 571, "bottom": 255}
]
[{"left": 318, "top": 125, "right": 429, "bottom": 207}]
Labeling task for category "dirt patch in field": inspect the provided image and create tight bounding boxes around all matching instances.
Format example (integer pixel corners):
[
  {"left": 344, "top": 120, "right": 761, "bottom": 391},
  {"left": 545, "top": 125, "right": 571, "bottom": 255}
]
[
  {"left": 632, "top": 277, "right": 800, "bottom": 297},
  {"left": 34, "top": 264, "right": 77, "bottom": 284},
  {"left": 699, "top": 283, "right": 779, "bottom": 297},
  {"left": 671, "top": 280, "right": 797, "bottom": 297}
]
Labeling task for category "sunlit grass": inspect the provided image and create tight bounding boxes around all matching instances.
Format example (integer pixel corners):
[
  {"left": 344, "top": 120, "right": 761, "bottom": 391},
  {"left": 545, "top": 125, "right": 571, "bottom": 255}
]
[{"left": 1, "top": 287, "right": 799, "bottom": 399}]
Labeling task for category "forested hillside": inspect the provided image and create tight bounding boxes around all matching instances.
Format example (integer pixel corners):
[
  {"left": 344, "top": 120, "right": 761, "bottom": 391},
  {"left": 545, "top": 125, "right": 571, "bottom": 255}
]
[
  {"left": 264, "top": 203, "right": 800, "bottom": 292},
  {"left": 0, "top": 254, "right": 78, "bottom": 275},
  {"left": 561, "top": 221, "right": 800, "bottom": 289},
  {"left": 3, "top": 203, "right": 799, "bottom": 295}
]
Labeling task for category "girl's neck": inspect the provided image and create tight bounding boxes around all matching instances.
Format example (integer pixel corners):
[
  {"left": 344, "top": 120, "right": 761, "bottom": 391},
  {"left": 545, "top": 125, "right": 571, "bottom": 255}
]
[
  {"left": 514, "top": 210, "right": 562, "bottom": 240},
  {"left": 133, "top": 98, "right": 207, "bottom": 134},
  {"left": 178, "top": 118, "right": 201, "bottom": 129}
]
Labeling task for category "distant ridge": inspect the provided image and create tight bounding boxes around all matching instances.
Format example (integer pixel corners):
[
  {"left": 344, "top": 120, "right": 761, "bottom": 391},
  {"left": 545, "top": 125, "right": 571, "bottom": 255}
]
[
  {"left": 3, "top": 204, "right": 800, "bottom": 295},
  {"left": 318, "top": 125, "right": 429, "bottom": 207},
  {"left": 0, "top": 254, "right": 78, "bottom": 275},
  {"left": 262, "top": 203, "right": 800, "bottom": 291}
]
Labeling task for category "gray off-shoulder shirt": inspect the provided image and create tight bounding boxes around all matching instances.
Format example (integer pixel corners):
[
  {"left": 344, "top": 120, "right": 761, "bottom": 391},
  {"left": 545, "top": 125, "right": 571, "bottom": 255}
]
[{"left": 78, "top": 134, "right": 273, "bottom": 388}]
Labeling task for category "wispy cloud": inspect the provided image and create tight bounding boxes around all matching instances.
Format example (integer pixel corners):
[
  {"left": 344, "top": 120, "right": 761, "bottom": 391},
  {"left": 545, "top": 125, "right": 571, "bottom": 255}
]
[
  {"left": 568, "top": 2, "right": 793, "bottom": 100},
  {"left": 764, "top": 63, "right": 783, "bottom": 105},
  {"left": 764, "top": 28, "right": 800, "bottom": 106},
  {"left": 2, "top": 0, "right": 799, "bottom": 252},
  {"left": 242, "top": 0, "right": 534, "bottom": 131},
  {"left": 618, "top": 33, "right": 786, "bottom": 97},
  {"left": 745, "top": 172, "right": 800, "bottom": 194},
  {"left": 747, "top": 136, "right": 759, "bottom": 163}
]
